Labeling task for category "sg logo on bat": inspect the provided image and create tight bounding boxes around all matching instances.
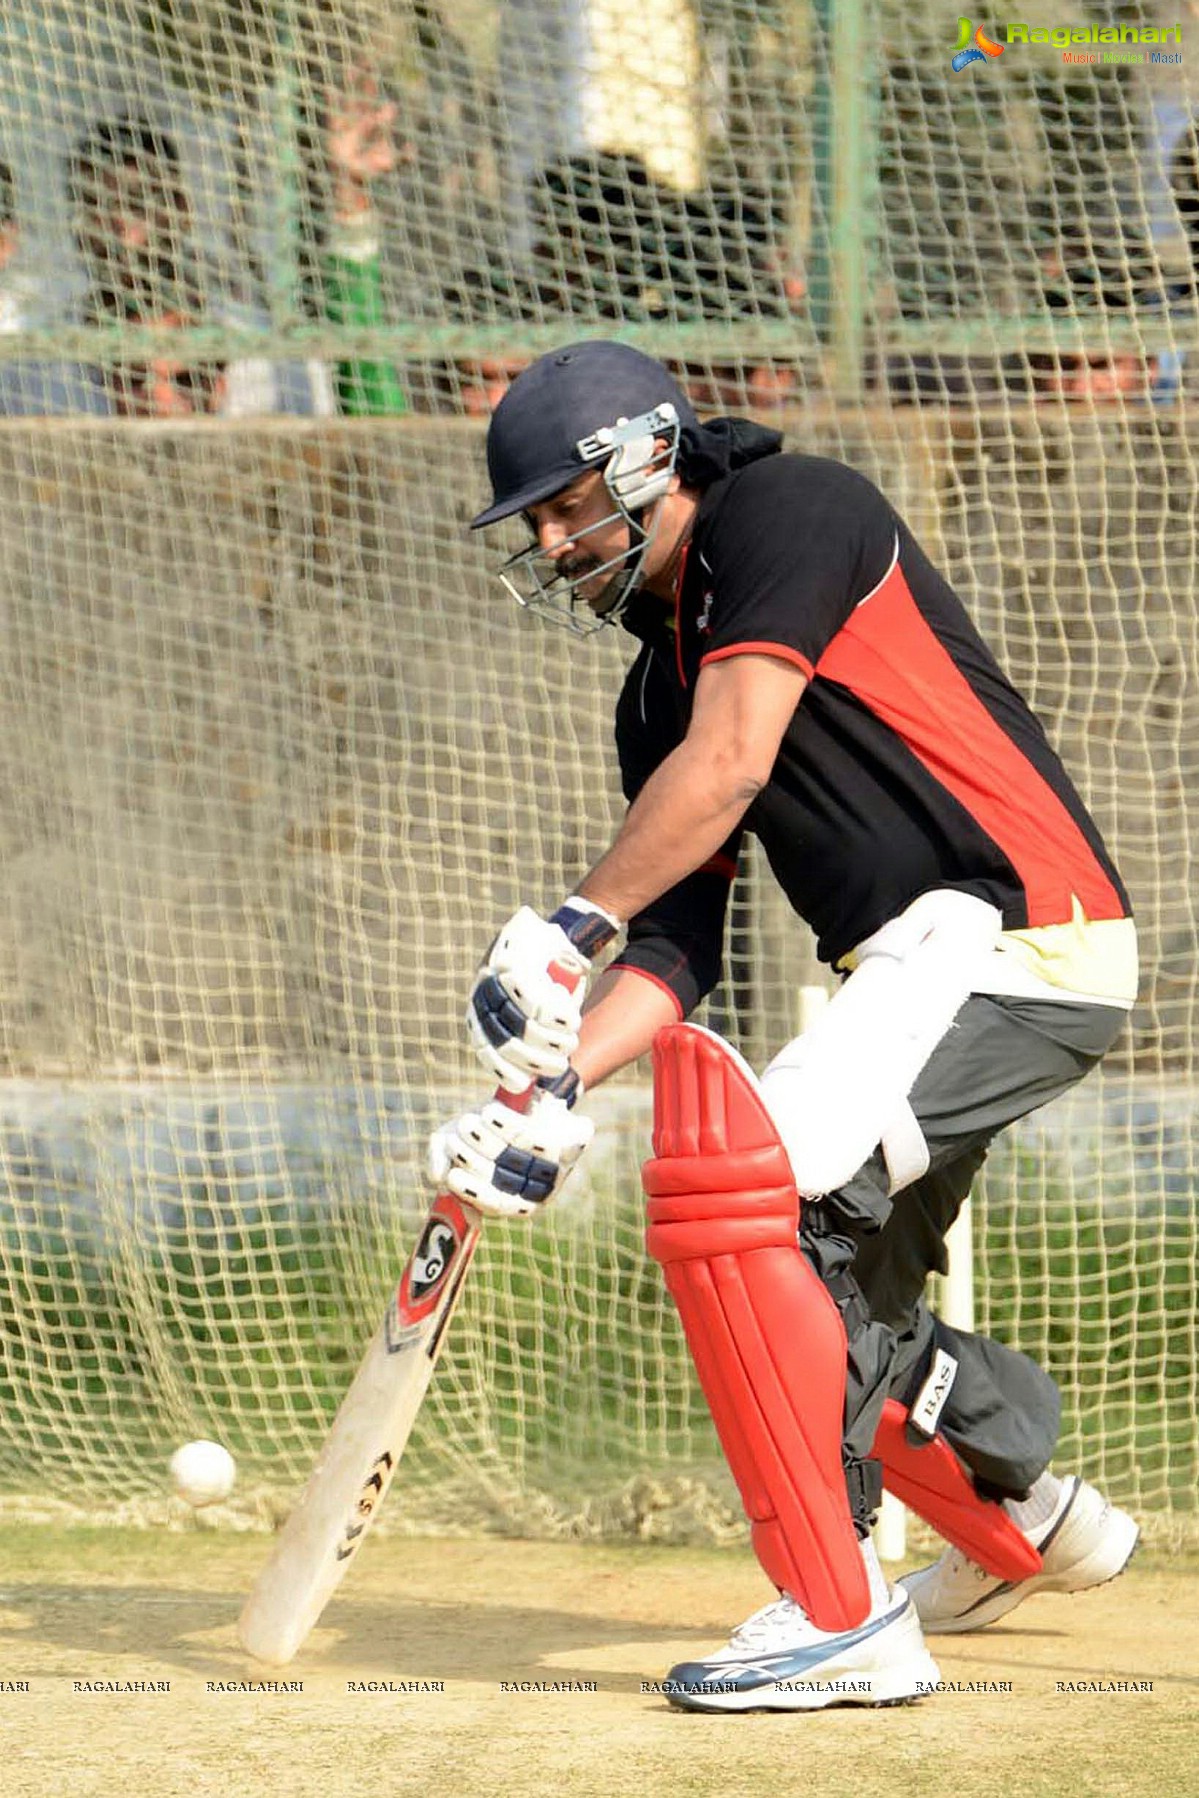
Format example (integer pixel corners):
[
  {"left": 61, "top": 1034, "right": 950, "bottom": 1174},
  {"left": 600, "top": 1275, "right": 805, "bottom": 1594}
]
[
  {"left": 385, "top": 1195, "right": 471, "bottom": 1352},
  {"left": 334, "top": 1451, "right": 395, "bottom": 1562}
]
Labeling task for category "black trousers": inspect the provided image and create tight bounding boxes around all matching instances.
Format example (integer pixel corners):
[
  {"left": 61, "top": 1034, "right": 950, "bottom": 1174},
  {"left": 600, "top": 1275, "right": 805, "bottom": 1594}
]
[{"left": 798, "top": 994, "right": 1128, "bottom": 1529}]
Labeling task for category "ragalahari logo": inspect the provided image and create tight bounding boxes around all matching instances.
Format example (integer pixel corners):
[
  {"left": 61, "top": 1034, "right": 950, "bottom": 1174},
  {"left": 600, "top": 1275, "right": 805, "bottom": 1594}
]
[
  {"left": 951, "top": 20, "right": 1182, "bottom": 69},
  {"left": 952, "top": 17, "right": 1005, "bottom": 70}
]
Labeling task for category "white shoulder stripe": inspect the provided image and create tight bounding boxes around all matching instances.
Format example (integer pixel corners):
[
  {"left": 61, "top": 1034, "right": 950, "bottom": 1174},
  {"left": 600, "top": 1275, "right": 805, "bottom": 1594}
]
[{"left": 855, "top": 531, "right": 900, "bottom": 609}]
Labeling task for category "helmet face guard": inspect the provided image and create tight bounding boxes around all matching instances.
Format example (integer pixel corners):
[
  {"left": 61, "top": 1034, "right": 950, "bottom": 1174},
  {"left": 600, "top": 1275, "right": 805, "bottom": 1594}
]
[{"left": 496, "top": 402, "right": 681, "bottom": 635}]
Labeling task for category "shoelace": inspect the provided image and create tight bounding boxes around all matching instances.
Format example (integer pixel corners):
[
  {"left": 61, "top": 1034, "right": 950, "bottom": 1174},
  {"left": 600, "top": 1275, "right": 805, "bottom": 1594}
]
[{"left": 727, "top": 1595, "right": 811, "bottom": 1648}]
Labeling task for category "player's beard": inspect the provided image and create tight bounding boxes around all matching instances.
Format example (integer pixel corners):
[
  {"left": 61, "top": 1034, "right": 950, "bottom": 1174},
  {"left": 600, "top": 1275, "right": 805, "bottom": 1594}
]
[{"left": 561, "top": 548, "right": 632, "bottom": 620}]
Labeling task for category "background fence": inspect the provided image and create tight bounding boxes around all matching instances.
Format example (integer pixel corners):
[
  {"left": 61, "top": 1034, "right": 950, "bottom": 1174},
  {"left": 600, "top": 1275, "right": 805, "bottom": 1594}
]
[{"left": 0, "top": 2, "right": 1195, "bottom": 1545}]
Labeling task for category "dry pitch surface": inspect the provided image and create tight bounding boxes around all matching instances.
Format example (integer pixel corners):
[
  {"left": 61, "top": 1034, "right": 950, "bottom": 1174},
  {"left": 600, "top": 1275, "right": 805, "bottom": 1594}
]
[{"left": 0, "top": 1527, "right": 1194, "bottom": 1798}]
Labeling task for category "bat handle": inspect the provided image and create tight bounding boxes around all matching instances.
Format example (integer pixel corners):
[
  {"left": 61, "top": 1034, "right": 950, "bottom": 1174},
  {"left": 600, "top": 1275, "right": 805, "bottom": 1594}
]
[{"left": 494, "top": 1066, "right": 581, "bottom": 1115}]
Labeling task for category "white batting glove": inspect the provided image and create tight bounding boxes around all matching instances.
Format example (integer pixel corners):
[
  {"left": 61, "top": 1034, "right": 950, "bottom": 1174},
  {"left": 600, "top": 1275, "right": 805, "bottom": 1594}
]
[
  {"left": 427, "top": 1083, "right": 596, "bottom": 1220},
  {"left": 467, "top": 899, "right": 620, "bottom": 1094}
]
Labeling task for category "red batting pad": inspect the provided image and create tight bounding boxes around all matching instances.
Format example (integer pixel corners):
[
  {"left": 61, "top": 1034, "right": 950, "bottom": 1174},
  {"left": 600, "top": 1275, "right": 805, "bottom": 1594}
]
[
  {"left": 873, "top": 1399, "right": 1043, "bottom": 1579},
  {"left": 644, "top": 1024, "right": 870, "bottom": 1631}
]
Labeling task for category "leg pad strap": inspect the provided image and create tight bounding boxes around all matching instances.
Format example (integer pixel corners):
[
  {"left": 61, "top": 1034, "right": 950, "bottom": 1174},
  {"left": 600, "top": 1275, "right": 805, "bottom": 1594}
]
[{"left": 874, "top": 1399, "right": 1044, "bottom": 1579}]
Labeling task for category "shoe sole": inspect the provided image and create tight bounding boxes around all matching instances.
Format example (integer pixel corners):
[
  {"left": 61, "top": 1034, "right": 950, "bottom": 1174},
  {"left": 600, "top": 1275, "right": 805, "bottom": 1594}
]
[
  {"left": 665, "top": 1650, "right": 943, "bottom": 1713},
  {"left": 919, "top": 1507, "right": 1141, "bottom": 1635}
]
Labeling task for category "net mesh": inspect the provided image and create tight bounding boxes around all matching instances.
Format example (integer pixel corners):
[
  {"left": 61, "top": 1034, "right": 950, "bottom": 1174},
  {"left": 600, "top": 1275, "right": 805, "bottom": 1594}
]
[{"left": 0, "top": 1, "right": 1195, "bottom": 1545}]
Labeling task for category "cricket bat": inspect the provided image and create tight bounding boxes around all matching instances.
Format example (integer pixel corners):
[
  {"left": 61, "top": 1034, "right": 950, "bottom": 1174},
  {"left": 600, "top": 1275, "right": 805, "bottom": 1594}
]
[
  {"left": 238, "top": 942, "right": 586, "bottom": 1667},
  {"left": 236, "top": 1185, "right": 482, "bottom": 1665}
]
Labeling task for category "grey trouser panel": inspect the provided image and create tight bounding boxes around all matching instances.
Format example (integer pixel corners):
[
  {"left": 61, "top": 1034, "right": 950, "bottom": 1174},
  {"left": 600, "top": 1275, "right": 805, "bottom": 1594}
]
[{"left": 799, "top": 994, "right": 1128, "bottom": 1526}]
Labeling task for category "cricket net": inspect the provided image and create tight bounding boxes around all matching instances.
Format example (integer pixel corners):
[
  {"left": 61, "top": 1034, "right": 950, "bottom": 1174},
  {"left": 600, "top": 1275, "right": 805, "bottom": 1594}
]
[{"left": 0, "top": 2, "right": 1195, "bottom": 1547}]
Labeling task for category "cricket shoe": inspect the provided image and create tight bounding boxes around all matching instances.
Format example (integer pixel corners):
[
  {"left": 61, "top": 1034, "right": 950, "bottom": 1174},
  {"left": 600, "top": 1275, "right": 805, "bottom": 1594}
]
[
  {"left": 901, "top": 1475, "right": 1140, "bottom": 1634},
  {"left": 662, "top": 1588, "right": 940, "bottom": 1713}
]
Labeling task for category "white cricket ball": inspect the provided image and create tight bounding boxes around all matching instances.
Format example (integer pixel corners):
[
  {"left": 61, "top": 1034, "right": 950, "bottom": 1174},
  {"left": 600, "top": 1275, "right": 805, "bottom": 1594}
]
[{"left": 169, "top": 1439, "right": 237, "bottom": 1507}]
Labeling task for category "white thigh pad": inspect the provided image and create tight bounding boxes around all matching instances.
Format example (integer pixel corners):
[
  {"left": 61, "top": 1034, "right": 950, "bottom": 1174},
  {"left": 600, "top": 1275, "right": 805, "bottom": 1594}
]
[{"left": 760, "top": 891, "right": 1002, "bottom": 1198}]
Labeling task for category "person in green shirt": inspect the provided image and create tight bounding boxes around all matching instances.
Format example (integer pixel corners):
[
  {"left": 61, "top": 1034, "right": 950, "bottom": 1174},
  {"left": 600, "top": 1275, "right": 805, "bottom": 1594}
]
[{"left": 324, "top": 70, "right": 408, "bottom": 416}]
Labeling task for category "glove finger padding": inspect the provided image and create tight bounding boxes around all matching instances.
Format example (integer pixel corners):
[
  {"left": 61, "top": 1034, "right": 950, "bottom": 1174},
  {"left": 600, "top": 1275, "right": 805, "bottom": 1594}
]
[
  {"left": 485, "top": 906, "right": 589, "bottom": 1021},
  {"left": 467, "top": 901, "right": 618, "bottom": 1091},
  {"left": 466, "top": 1022, "right": 575, "bottom": 1094},
  {"left": 429, "top": 1091, "right": 595, "bottom": 1220}
]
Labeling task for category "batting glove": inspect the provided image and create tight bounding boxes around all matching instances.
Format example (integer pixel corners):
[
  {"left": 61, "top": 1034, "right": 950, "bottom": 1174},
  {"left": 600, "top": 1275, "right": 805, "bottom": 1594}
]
[
  {"left": 427, "top": 1072, "right": 595, "bottom": 1220},
  {"left": 467, "top": 898, "right": 620, "bottom": 1094}
]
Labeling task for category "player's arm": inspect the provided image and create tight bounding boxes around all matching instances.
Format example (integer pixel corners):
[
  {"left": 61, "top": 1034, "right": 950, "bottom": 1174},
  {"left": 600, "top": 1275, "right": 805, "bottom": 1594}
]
[
  {"left": 572, "top": 963, "right": 683, "bottom": 1088},
  {"left": 465, "top": 651, "right": 804, "bottom": 1095},
  {"left": 574, "top": 830, "right": 748, "bottom": 1087},
  {"left": 448, "top": 658, "right": 803, "bottom": 1222},
  {"left": 577, "top": 651, "right": 807, "bottom": 922},
  {"left": 463, "top": 650, "right": 801, "bottom": 1107},
  {"left": 466, "top": 652, "right": 802, "bottom": 1086}
]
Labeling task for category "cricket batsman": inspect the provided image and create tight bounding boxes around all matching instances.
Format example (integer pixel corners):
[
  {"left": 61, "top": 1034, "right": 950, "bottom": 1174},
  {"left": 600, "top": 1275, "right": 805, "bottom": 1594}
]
[{"left": 428, "top": 341, "right": 1140, "bottom": 1711}]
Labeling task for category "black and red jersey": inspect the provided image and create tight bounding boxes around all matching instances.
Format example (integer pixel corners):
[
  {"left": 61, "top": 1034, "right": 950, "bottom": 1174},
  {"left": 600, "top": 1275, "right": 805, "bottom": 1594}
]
[{"left": 610, "top": 450, "right": 1130, "bottom": 1016}]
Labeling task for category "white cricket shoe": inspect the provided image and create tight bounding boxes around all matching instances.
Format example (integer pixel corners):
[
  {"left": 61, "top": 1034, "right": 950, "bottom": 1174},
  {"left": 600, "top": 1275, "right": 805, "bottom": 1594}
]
[
  {"left": 662, "top": 1588, "right": 940, "bottom": 1713},
  {"left": 901, "top": 1476, "right": 1139, "bottom": 1634}
]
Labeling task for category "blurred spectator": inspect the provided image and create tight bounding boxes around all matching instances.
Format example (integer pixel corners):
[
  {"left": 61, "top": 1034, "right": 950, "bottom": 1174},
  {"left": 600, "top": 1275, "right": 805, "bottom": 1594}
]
[
  {"left": 453, "top": 351, "right": 532, "bottom": 420},
  {"left": 431, "top": 256, "right": 537, "bottom": 416},
  {"left": 1167, "top": 119, "right": 1199, "bottom": 321},
  {"left": 72, "top": 120, "right": 200, "bottom": 328},
  {"left": 0, "top": 157, "right": 108, "bottom": 416},
  {"left": 436, "top": 150, "right": 806, "bottom": 416},
  {"left": 57, "top": 84, "right": 409, "bottom": 422},
  {"left": 884, "top": 355, "right": 1017, "bottom": 406},
  {"left": 1028, "top": 207, "right": 1162, "bottom": 401},
  {"left": 68, "top": 115, "right": 334, "bottom": 418},
  {"left": 528, "top": 151, "right": 681, "bottom": 320},
  {"left": 1124, "top": 119, "right": 1199, "bottom": 404},
  {"left": 524, "top": 150, "right": 797, "bottom": 325},
  {"left": 0, "top": 159, "right": 21, "bottom": 331},
  {"left": 320, "top": 68, "right": 410, "bottom": 415}
]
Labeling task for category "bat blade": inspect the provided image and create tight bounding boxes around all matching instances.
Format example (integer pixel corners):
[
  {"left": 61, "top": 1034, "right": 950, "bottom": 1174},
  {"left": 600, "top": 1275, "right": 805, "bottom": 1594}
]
[{"left": 236, "top": 1191, "right": 481, "bottom": 1666}]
